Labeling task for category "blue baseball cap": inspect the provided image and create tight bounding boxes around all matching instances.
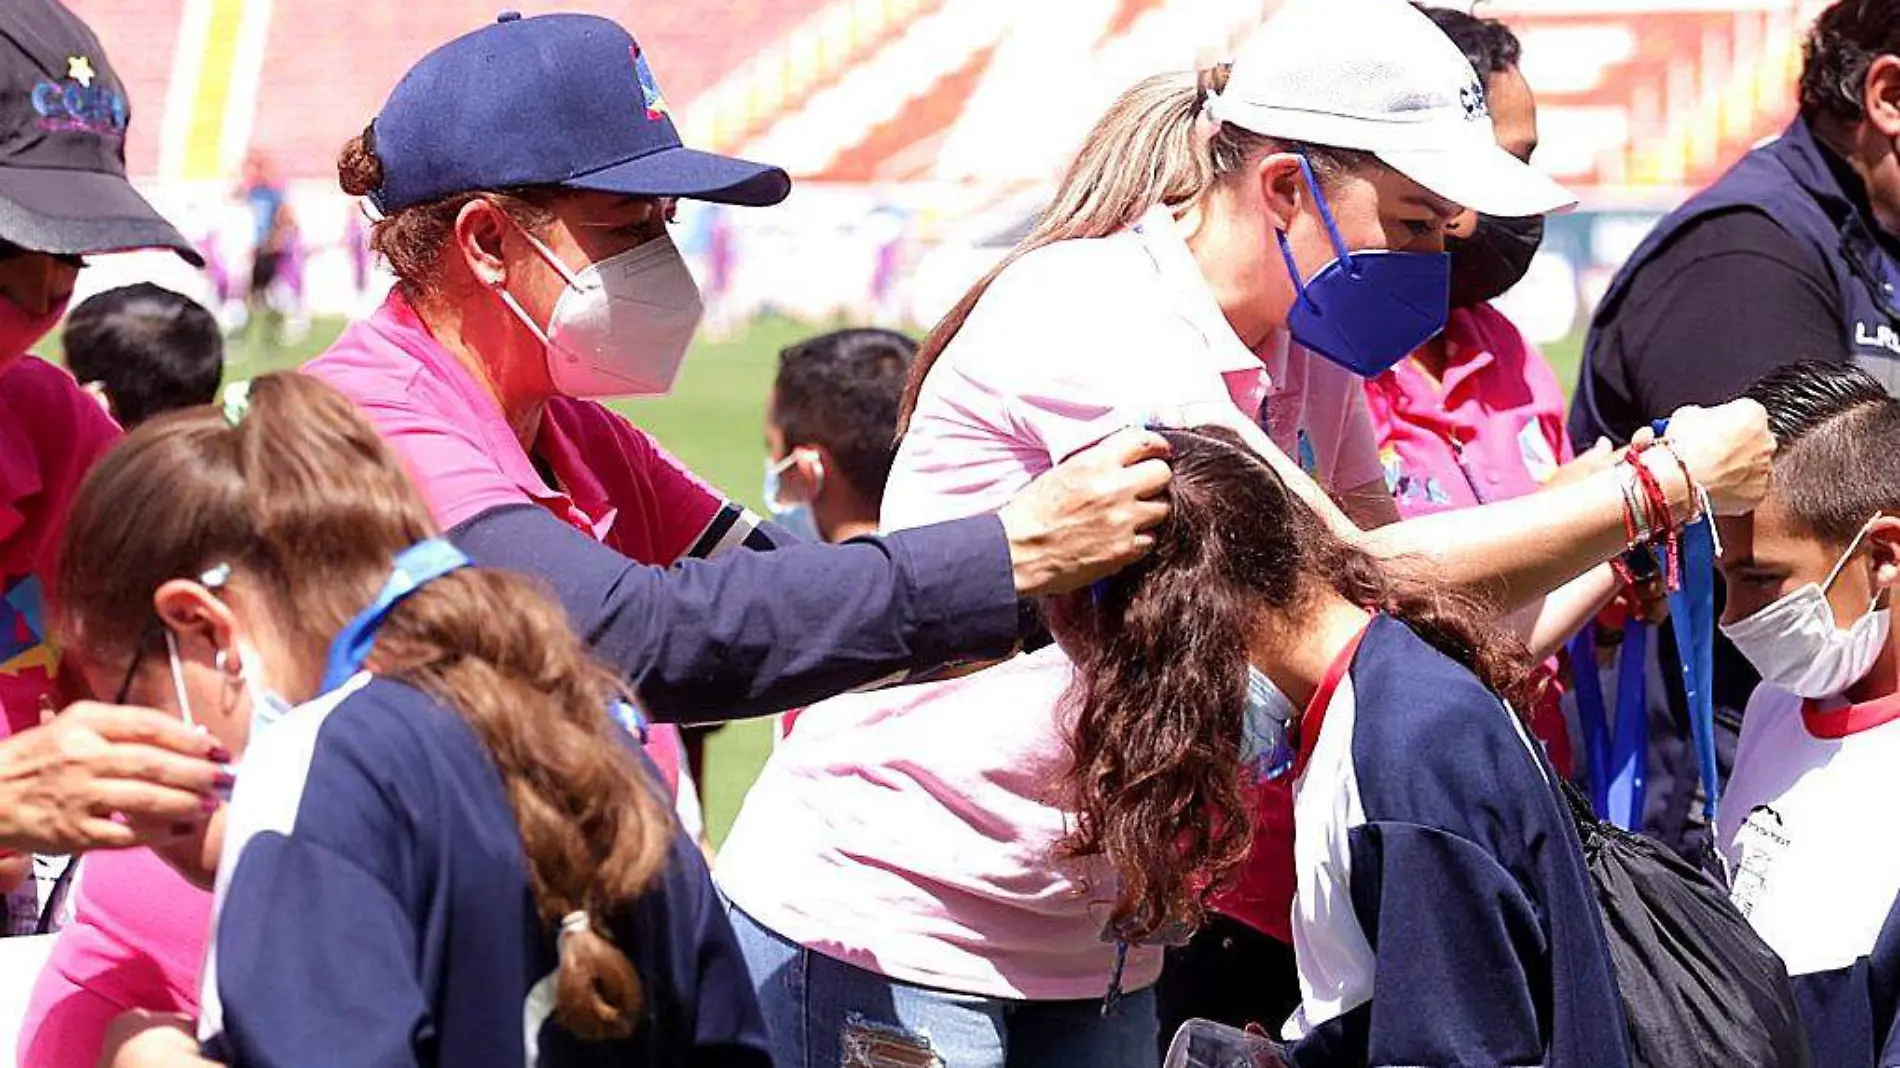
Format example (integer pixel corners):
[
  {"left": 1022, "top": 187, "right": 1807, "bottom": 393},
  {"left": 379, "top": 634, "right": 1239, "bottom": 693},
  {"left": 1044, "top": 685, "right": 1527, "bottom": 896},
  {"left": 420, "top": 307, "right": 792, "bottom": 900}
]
[{"left": 367, "top": 12, "right": 791, "bottom": 213}]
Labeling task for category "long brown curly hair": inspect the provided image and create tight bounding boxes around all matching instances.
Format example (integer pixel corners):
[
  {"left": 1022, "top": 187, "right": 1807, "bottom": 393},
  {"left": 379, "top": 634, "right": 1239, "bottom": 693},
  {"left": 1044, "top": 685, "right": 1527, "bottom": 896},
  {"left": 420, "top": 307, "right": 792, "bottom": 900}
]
[{"left": 1056, "top": 426, "right": 1535, "bottom": 944}]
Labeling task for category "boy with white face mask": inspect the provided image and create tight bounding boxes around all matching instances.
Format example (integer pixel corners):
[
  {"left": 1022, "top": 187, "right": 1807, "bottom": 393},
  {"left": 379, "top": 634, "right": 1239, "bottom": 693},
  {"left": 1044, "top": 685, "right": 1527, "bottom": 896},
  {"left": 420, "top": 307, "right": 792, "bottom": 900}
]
[{"left": 1716, "top": 360, "right": 1900, "bottom": 1067}]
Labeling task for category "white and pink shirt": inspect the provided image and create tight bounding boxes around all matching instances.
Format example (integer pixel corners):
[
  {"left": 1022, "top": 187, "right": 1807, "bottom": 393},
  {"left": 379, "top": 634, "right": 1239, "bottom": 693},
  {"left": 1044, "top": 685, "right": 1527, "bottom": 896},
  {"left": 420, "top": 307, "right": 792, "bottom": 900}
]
[{"left": 716, "top": 206, "right": 1380, "bottom": 999}]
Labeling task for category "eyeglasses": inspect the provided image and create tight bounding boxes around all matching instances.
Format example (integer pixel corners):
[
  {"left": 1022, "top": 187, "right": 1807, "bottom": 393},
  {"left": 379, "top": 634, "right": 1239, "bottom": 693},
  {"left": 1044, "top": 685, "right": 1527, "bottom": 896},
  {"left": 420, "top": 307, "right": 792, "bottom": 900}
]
[{"left": 110, "top": 616, "right": 160, "bottom": 704}]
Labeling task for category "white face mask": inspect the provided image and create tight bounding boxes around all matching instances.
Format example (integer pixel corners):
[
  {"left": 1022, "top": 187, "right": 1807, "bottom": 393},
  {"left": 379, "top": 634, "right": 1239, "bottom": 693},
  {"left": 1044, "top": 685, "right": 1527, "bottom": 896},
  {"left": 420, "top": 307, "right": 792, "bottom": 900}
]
[
  {"left": 1721, "top": 518, "right": 1891, "bottom": 699},
  {"left": 164, "top": 634, "right": 294, "bottom": 734},
  {"left": 763, "top": 451, "right": 823, "bottom": 544},
  {"left": 497, "top": 230, "right": 705, "bottom": 399},
  {"left": 1240, "top": 665, "right": 1299, "bottom": 782}
]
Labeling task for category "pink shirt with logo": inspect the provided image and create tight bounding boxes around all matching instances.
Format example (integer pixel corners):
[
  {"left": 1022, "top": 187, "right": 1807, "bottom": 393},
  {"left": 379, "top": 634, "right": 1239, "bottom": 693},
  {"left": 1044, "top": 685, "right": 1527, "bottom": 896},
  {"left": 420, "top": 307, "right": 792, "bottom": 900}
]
[
  {"left": 1363, "top": 300, "right": 1575, "bottom": 779},
  {"left": 1362, "top": 303, "right": 1573, "bottom": 517},
  {"left": 716, "top": 207, "right": 1380, "bottom": 1000}
]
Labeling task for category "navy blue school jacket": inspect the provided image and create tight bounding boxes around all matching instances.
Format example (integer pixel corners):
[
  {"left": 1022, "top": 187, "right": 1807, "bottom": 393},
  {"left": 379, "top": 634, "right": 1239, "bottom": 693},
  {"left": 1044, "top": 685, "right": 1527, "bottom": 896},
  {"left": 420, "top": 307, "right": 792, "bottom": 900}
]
[
  {"left": 1286, "top": 616, "right": 1632, "bottom": 1068},
  {"left": 198, "top": 675, "right": 771, "bottom": 1068}
]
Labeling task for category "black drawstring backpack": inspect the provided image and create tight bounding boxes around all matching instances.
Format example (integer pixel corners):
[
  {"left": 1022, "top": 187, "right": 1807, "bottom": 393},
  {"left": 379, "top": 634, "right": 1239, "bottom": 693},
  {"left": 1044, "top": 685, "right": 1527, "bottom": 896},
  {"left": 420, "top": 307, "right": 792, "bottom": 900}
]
[{"left": 1562, "top": 781, "right": 1810, "bottom": 1067}]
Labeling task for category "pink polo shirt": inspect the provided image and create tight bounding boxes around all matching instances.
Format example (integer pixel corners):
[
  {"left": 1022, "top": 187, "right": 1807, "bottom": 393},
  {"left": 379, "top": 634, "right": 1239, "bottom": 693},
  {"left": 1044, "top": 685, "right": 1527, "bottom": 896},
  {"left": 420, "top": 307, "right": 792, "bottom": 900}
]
[
  {"left": 306, "top": 292, "right": 738, "bottom": 798},
  {"left": 1362, "top": 303, "right": 1572, "bottom": 517},
  {"left": 0, "top": 356, "right": 120, "bottom": 738},
  {"left": 717, "top": 206, "right": 1380, "bottom": 1000}
]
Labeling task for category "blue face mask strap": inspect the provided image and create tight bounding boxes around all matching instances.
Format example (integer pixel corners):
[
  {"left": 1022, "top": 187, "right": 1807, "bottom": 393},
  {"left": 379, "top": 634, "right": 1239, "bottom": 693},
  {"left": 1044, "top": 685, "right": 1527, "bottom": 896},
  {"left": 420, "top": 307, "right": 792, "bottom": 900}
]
[
  {"left": 1298, "top": 155, "right": 1355, "bottom": 271},
  {"left": 320, "top": 538, "right": 473, "bottom": 693},
  {"left": 1274, "top": 155, "right": 1356, "bottom": 310}
]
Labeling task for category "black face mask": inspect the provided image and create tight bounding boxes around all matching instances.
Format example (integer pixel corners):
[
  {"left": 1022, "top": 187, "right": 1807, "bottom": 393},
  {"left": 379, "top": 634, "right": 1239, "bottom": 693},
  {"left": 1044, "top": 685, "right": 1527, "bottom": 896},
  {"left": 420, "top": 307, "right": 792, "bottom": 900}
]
[{"left": 1446, "top": 213, "right": 1544, "bottom": 309}]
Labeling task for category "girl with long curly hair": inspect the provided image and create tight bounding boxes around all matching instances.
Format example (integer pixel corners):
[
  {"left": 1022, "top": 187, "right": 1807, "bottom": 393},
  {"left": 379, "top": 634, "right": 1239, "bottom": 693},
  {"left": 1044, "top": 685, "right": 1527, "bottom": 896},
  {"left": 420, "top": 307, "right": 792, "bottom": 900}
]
[{"left": 1059, "top": 426, "right": 1629, "bottom": 1068}]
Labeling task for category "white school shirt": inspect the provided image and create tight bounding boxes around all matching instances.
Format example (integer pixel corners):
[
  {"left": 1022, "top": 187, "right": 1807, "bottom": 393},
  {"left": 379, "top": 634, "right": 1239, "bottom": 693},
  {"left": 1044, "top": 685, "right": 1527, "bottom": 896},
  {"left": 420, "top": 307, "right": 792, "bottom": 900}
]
[
  {"left": 716, "top": 206, "right": 1380, "bottom": 1000},
  {"left": 1719, "top": 682, "right": 1900, "bottom": 976}
]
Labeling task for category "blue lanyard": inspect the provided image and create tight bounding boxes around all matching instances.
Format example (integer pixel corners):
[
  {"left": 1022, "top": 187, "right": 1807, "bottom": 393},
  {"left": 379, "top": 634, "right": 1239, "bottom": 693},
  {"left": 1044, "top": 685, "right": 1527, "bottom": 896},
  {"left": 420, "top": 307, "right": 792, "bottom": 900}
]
[
  {"left": 1664, "top": 508, "right": 1721, "bottom": 821},
  {"left": 1649, "top": 418, "right": 1721, "bottom": 822},
  {"left": 317, "top": 537, "right": 651, "bottom": 745},
  {"left": 320, "top": 538, "right": 473, "bottom": 692},
  {"left": 1569, "top": 619, "right": 1649, "bottom": 828},
  {"left": 1570, "top": 420, "right": 1721, "bottom": 827}
]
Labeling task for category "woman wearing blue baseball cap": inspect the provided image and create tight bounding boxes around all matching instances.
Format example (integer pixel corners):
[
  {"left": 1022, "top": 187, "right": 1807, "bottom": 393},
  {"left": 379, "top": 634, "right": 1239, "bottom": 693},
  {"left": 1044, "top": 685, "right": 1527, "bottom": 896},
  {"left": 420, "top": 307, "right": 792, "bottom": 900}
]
[{"left": 301, "top": 10, "right": 1169, "bottom": 729}]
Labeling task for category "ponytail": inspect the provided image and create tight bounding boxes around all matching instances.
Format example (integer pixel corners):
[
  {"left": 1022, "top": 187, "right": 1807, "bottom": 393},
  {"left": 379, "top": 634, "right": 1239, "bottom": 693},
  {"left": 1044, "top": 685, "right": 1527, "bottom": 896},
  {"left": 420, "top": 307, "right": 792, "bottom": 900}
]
[
  {"left": 372, "top": 569, "right": 672, "bottom": 1038},
  {"left": 1058, "top": 538, "right": 1260, "bottom": 942}
]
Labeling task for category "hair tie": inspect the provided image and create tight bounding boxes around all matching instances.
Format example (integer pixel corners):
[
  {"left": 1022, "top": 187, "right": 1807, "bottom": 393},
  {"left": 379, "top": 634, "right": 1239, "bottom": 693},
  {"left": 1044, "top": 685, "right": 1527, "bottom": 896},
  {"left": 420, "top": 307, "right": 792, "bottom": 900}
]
[
  {"left": 1200, "top": 87, "right": 1225, "bottom": 126},
  {"left": 220, "top": 380, "right": 252, "bottom": 427},
  {"left": 558, "top": 910, "right": 592, "bottom": 949}
]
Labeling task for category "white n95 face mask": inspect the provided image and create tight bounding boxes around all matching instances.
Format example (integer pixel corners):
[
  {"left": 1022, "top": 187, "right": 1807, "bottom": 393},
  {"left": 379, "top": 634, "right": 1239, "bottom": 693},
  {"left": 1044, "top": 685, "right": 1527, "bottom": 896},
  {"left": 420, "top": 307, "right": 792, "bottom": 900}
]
[
  {"left": 498, "top": 230, "right": 705, "bottom": 399},
  {"left": 1721, "top": 517, "right": 1891, "bottom": 699}
]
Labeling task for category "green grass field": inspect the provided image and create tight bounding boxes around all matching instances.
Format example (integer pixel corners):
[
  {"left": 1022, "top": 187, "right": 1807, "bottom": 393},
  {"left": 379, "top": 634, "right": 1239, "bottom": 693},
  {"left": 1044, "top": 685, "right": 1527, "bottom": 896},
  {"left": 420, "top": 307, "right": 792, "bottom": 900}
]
[{"left": 54, "top": 315, "right": 1586, "bottom": 846}]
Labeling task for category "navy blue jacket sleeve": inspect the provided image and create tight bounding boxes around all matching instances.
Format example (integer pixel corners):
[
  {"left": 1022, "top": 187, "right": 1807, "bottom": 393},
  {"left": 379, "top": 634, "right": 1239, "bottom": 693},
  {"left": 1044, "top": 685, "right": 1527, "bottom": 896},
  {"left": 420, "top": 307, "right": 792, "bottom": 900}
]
[{"left": 449, "top": 504, "right": 1022, "bottom": 721}]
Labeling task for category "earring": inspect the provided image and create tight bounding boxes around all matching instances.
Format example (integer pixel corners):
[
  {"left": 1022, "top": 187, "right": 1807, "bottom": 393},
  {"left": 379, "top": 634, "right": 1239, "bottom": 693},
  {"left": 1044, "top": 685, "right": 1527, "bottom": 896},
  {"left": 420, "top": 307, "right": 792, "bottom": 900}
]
[{"left": 214, "top": 649, "right": 229, "bottom": 674}]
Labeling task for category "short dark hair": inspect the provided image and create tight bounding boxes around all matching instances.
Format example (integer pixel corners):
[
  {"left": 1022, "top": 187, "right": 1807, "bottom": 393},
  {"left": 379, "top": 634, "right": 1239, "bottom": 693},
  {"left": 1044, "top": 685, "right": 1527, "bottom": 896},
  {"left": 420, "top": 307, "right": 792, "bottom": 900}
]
[
  {"left": 1417, "top": 3, "right": 1522, "bottom": 79},
  {"left": 1746, "top": 360, "right": 1900, "bottom": 542},
  {"left": 1799, "top": 0, "right": 1900, "bottom": 128},
  {"left": 63, "top": 284, "right": 223, "bottom": 428},
  {"left": 771, "top": 328, "right": 916, "bottom": 506}
]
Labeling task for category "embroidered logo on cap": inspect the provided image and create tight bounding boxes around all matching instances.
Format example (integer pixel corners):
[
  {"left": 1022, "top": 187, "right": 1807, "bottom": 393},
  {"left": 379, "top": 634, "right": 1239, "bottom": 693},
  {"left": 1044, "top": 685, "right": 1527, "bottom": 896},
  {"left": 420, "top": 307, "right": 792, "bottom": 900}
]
[
  {"left": 630, "top": 46, "right": 669, "bottom": 122},
  {"left": 1459, "top": 81, "right": 1488, "bottom": 121},
  {"left": 32, "top": 54, "right": 126, "bottom": 136}
]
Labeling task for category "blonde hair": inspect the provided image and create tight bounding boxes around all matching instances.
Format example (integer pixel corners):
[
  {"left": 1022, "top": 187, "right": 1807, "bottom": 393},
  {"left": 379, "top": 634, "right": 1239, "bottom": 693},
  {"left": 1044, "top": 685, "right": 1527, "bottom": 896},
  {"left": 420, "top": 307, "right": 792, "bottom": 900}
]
[{"left": 896, "top": 66, "right": 1376, "bottom": 433}]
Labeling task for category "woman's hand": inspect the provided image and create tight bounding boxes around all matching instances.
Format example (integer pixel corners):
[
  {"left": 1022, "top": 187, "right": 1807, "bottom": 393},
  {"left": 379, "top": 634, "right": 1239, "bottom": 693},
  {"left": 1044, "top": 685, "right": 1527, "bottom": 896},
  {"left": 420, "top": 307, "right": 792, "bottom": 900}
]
[
  {"left": 0, "top": 703, "right": 228, "bottom": 855},
  {"left": 1661, "top": 399, "right": 1775, "bottom": 515},
  {"left": 97, "top": 1010, "right": 218, "bottom": 1068},
  {"left": 997, "top": 429, "right": 1172, "bottom": 596}
]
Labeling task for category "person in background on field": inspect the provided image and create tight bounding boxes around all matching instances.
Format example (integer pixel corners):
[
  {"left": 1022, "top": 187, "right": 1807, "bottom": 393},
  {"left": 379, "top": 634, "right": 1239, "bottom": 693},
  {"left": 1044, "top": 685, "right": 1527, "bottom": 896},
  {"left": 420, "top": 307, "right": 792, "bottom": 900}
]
[
  {"left": 1717, "top": 362, "right": 1900, "bottom": 1068},
  {"left": 762, "top": 326, "right": 915, "bottom": 741},
  {"left": 1570, "top": 0, "right": 1900, "bottom": 855},
  {"left": 64, "top": 284, "right": 223, "bottom": 429},
  {"left": 235, "top": 152, "right": 295, "bottom": 344}
]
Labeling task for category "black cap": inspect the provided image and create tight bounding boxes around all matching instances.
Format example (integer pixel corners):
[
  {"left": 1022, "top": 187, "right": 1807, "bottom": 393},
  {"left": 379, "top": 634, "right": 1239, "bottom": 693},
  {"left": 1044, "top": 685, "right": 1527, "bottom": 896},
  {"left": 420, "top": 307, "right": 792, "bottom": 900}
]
[{"left": 0, "top": 0, "right": 202, "bottom": 264}]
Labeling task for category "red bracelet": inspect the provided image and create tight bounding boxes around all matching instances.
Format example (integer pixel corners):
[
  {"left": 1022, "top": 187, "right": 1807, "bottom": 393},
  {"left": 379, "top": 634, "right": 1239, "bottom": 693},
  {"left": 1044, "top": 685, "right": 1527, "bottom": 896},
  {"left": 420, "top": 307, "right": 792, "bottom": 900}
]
[{"left": 1628, "top": 445, "right": 1681, "bottom": 589}]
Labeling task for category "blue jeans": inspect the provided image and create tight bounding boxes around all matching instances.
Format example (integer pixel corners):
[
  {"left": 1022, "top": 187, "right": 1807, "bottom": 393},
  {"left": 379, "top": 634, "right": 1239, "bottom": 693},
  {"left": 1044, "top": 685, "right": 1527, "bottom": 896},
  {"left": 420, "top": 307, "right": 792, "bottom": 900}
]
[{"left": 725, "top": 900, "right": 1159, "bottom": 1068}]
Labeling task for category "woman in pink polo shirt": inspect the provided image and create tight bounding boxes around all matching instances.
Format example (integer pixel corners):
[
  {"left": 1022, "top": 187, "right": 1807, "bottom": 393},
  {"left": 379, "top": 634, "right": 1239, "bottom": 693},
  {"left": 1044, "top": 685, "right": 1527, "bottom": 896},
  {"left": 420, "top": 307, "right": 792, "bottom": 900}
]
[{"left": 716, "top": 2, "right": 1773, "bottom": 1065}]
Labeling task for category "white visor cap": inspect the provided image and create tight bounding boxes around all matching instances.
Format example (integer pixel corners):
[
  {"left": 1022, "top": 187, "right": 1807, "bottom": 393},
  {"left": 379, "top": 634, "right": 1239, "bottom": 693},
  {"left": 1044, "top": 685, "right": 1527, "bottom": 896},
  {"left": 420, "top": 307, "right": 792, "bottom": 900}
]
[{"left": 1204, "top": 0, "right": 1576, "bottom": 218}]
